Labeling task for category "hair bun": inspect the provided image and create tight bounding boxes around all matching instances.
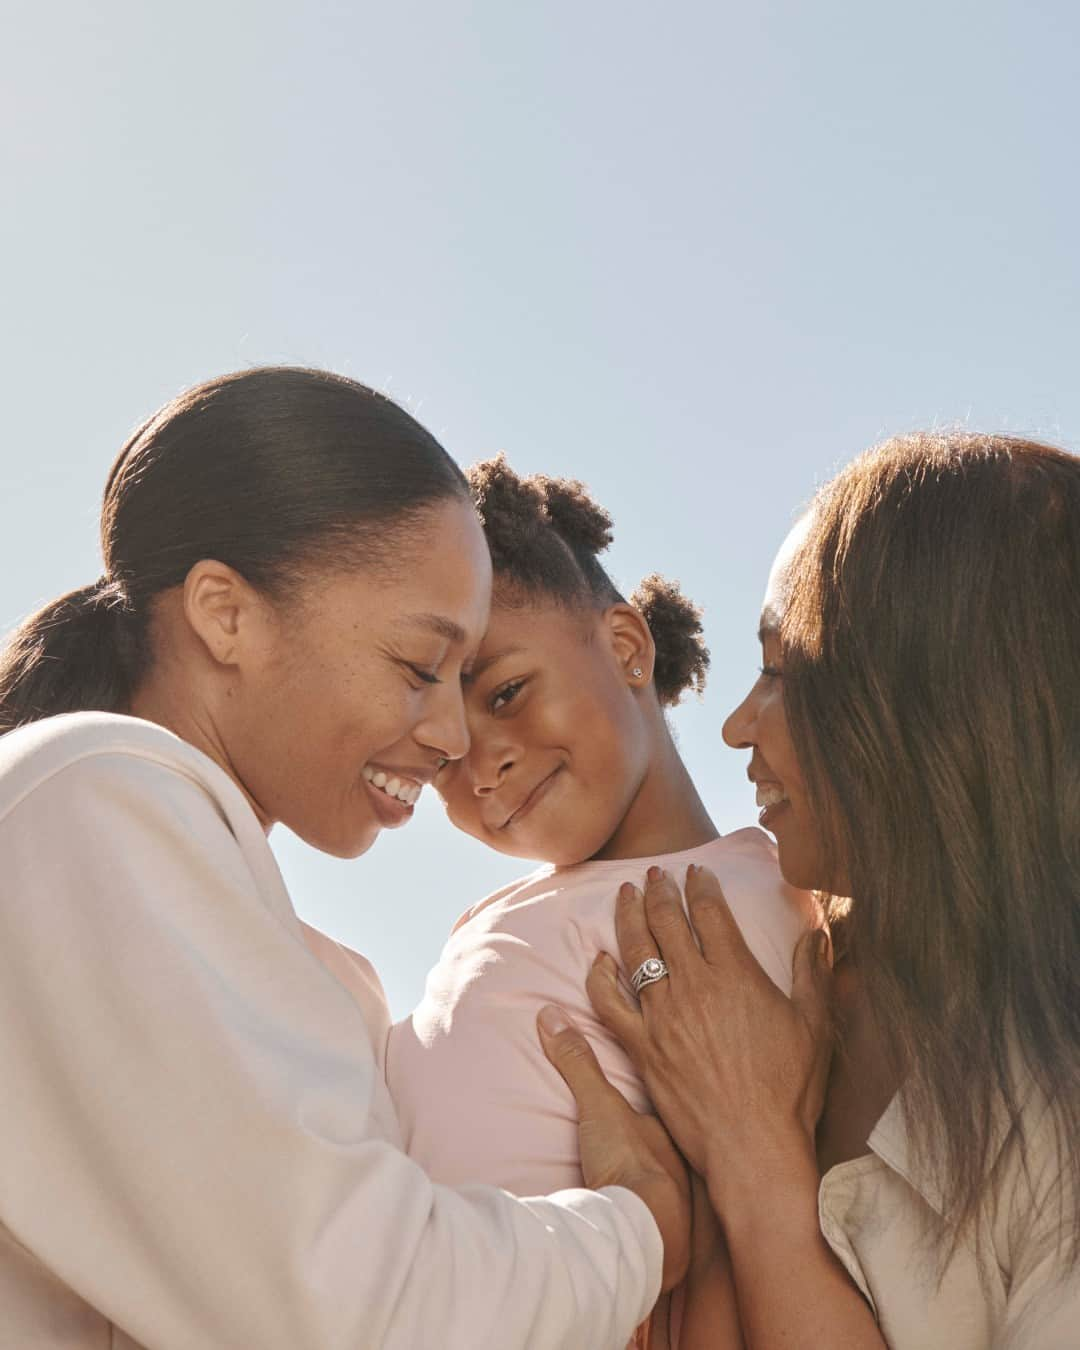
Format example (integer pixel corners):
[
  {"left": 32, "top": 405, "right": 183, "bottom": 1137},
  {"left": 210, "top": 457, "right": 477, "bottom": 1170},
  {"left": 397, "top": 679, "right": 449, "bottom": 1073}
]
[
  {"left": 534, "top": 474, "right": 613, "bottom": 557},
  {"left": 466, "top": 453, "right": 548, "bottom": 570},
  {"left": 631, "top": 574, "right": 710, "bottom": 706}
]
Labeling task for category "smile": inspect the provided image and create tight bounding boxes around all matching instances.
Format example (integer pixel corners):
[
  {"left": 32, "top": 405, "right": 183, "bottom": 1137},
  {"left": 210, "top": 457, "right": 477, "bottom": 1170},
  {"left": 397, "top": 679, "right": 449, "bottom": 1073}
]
[
  {"left": 755, "top": 782, "right": 789, "bottom": 809},
  {"left": 501, "top": 766, "right": 562, "bottom": 829},
  {"left": 361, "top": 765, "right": 423, "bottom": 807}
]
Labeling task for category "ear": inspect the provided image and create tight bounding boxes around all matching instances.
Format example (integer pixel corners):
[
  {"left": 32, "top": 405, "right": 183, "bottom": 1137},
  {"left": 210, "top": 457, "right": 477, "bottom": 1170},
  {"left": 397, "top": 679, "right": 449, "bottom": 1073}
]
[
  {"left": 181, "top": 559, "right": 271, "bottom": 669},
  {"left": 602, "top": 602, "right": 655, "bottom": 691}
]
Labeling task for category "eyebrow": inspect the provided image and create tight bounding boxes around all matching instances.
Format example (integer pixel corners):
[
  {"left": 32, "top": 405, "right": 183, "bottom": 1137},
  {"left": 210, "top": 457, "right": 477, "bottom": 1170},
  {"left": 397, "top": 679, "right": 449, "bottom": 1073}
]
[
  {"left": 466, "top": 644, "right": 526, "bottom": 682},
  {"left": 405, "top": 612, "right": 469, "bottom": 644}
]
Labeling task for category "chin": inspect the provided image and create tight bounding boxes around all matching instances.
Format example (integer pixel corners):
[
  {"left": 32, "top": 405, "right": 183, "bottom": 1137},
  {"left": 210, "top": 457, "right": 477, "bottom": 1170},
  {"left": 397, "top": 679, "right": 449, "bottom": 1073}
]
[
  {"left": 774, "top": 838, "right": 828, "bottom": 894},
  {"left": 296, "top": 817, "right": 383, "bottom": 861}
]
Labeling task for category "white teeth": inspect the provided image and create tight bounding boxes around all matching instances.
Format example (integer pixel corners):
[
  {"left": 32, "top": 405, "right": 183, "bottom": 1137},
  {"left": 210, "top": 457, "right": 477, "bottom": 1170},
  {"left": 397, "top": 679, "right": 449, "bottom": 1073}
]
[
  {"left": 363, "top": 766, "right": 421, "bottom": 807},
  {"left": 755, "top": 784, "right": 788, "bottom": 808}
]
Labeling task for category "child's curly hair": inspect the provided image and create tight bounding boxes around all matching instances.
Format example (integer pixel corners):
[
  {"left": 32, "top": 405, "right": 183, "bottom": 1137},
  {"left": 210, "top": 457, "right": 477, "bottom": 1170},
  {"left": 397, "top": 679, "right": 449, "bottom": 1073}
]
[{"left": 467, "top": 454, "right": 709, "bottom": 706}]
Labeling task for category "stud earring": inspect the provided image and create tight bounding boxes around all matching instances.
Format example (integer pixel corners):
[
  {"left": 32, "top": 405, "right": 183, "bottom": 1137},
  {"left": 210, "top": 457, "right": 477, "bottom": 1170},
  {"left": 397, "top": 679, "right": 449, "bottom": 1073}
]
[{"left": 631, "top": 667, "right": 644, "bottom": 679}]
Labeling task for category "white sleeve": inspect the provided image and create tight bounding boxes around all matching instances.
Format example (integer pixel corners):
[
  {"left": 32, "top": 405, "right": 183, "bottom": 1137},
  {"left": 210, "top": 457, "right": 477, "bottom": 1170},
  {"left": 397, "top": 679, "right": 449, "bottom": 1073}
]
[{"left": 0, "top": 752, "right": 661, "bottom": 1350}]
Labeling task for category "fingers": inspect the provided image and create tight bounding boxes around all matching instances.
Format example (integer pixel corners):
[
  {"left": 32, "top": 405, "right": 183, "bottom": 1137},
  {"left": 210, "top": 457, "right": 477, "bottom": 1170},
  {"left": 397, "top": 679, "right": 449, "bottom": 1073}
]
[
  {"left": 684, "top": 864, "right": 756, "bottom": 971},
  {"left": 615, "top": 870, "right": 702, "bottom": 995},
  {"left": 587, "top": 953, "right": 647, "bottom": 1071},
  {"left": 537, "top": 1005, "right": 632, "bottom": 1122},
  {"left": 641, "top": 867, "right": 702, "bottom": 972},
  {"left": 614, "top": 882, "right": 662, "bottom": 989},
  {"left": 790, "top": 927, "right": 833, "bottom": 1044}
]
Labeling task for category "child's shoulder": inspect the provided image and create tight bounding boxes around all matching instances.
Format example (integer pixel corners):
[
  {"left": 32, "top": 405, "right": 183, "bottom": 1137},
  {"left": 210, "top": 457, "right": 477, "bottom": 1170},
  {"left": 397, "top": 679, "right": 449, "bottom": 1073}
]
[{"left": 450, "top": 862, "right": 559, "bottom": 933}]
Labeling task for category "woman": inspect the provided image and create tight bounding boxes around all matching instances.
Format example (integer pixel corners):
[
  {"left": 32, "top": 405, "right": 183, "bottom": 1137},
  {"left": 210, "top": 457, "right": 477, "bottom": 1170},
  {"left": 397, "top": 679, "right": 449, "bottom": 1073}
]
[
  {"left": 544, "top": 432, "right": 1080, "bottom": 1347},
  {"left": 388, "top": 455, "right": 814, "bottom": 1345},
  {"left": 0, "top": 367, "right": 690, "bottom": 1350}
]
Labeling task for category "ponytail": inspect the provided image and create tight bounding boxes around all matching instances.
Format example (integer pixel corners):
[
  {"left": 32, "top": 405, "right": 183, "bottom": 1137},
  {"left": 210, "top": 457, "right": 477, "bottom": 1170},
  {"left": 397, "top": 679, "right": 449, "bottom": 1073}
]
[
  {"left": 629, "top": 574, "right": 710, "bottom": 707},
  {"left": 0, "top": 580, "right": 143, "bottom": 734},
  {"left": 0, "top": 366, "right": 468, "bottom": 736}
]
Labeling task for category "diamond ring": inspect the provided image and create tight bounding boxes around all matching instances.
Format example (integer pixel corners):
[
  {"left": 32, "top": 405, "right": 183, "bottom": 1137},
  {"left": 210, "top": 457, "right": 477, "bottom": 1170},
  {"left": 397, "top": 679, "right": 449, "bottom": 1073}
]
[{"left": 630, "top": 955, "right": 669, "bottom": 996}]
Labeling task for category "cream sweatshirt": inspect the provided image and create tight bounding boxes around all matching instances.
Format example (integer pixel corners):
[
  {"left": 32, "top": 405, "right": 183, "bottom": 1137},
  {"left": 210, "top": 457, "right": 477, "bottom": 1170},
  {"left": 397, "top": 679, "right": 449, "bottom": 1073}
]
[{"left": 0, "top": 712, "right": 661, "bottom": 1350}]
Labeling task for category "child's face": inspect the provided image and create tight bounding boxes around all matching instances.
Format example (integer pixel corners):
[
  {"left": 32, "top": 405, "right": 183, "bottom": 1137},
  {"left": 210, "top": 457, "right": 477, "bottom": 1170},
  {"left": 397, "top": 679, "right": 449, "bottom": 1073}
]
[{"left": 436, "top": 599, "right": 652, "bottom": 865}]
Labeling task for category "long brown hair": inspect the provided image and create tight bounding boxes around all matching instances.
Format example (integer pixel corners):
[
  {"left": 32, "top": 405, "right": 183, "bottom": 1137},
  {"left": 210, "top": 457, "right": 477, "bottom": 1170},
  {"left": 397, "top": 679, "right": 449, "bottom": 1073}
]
[
  {"left": 0, "top": 367, "right": 468, "bottom": 732},
  {"left": 783, "top": 432, "right": 1080, "bottom": 1256}
]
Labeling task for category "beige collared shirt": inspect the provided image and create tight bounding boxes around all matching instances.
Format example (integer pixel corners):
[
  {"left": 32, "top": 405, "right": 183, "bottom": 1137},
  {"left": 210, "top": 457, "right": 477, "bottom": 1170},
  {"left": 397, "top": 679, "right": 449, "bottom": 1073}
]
[{"left": 819, "top": 1091, "right": 1079, "bottom": 1347}]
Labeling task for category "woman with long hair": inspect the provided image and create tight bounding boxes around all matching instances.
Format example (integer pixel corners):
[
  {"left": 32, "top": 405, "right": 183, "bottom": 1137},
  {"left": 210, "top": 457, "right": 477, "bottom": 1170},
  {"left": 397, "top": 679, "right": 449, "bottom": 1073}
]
[
  {"left": 546, "top": 432, "right": 1080, "bottom": 1347},
  {"left": 0, "top": 366, "right": 690, "bottom": 1349}
]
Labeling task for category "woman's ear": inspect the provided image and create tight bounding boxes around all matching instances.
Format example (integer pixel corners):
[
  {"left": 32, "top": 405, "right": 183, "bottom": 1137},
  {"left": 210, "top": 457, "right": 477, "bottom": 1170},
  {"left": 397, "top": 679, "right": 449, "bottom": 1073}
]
[
  {"left": 603, "top": 602, "right": 655, "bottom": 690},
  {"left": 181, "top": 559, "right": 271, "bottom": 669}
]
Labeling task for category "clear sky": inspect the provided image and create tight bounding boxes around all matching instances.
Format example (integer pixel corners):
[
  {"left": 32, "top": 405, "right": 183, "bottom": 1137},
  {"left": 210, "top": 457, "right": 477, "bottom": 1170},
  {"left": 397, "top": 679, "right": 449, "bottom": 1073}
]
[{"left": 3, "top": 1, "right": 1078, "bottom": 1016}]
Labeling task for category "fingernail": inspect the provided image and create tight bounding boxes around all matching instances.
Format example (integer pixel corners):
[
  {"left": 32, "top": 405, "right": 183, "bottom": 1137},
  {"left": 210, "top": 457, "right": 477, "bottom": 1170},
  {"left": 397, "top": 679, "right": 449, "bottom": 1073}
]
[
  {"left": 687, "top": 863, "right": 698, "bottom": 879},
  {"left": 647, "top": 865, "right": 664, "bottom": 883},
  {"left": 538, "top": 1005, "right": 571, "bottom": 1036},
  {"left": 619, "top": 882, "right": 638, "bottom": 900}
]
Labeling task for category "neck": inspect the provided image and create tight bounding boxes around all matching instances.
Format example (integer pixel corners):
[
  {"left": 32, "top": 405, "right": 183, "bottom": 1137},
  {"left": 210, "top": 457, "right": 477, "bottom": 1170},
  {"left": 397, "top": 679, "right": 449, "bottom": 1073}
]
[
  {"left": 129, "top": 676, "right": 273, "bottom": 832},
  {"left": 591, "top": 723, "right": 718, "bottom": 861}
]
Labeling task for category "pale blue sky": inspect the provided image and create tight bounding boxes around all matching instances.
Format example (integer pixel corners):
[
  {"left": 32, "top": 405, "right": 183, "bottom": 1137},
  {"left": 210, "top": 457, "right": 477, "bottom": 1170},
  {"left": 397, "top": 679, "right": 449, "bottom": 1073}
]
[{"left": 3, "top": 1, "right": 1078, "bottom": 1015}]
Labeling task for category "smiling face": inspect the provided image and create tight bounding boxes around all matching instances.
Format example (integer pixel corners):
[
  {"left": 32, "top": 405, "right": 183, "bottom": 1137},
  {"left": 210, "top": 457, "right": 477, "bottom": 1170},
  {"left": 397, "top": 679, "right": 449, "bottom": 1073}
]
[
  {"left": 436, "top": 598, "right": 653, "bottom": 865},
  {"left": 218, "top": 498, "right": 493, "bottom": 858},
  {"left": 722, "top": 515, "right": 834, "bottom": 892}
]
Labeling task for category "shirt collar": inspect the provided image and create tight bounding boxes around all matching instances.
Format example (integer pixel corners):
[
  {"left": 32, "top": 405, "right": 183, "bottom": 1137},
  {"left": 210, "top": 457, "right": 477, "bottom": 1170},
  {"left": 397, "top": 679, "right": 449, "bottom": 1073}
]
[{"left": 867, "top": 1059, "right": 1032, "bottom": 1217}]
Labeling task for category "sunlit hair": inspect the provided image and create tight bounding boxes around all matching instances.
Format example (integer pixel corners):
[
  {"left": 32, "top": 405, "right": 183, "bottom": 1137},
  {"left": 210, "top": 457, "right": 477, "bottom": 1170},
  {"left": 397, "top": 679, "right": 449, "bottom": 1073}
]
[{"left": 782, "top": 431, "right": 1080, "bottom": 1262}]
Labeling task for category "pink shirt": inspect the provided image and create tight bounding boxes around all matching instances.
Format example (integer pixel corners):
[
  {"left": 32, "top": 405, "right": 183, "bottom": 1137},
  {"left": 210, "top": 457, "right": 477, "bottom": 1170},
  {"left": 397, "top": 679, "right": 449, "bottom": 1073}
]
[{"left": 388, "top": 829, "right": 815, "bottom": 1196}]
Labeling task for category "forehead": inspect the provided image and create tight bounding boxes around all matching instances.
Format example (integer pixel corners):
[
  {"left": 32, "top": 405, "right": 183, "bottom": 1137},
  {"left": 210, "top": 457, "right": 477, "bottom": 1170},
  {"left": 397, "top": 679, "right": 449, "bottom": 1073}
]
[
  {"left": 473, "top": 597, "right": 591, "bottom": 669},
  {"left": 760, "top": 511, "right": 814, "bottom": 635}
]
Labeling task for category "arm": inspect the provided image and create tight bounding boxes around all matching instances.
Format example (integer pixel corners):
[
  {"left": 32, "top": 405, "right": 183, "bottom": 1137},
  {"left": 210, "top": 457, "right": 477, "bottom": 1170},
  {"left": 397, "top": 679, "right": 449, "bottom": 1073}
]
[
  {"left": 585, "top": 866, "right": 888, "bottom": 1350},
  {"left": 677, "top": 1174, "right": 744, "bottom": 1350},
  {"left": 710, "top": 1134, "right": 881, "bottom": 1348},
  {"left": 0, "top": 753, "right": 664, "bottom": 1350}
]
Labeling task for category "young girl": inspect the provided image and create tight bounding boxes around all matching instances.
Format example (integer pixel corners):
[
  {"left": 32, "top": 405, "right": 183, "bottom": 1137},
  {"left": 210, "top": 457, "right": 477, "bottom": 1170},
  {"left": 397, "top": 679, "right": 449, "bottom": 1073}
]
[{"left": 387, "top": 455, "right": 816, "bottom": 1345}]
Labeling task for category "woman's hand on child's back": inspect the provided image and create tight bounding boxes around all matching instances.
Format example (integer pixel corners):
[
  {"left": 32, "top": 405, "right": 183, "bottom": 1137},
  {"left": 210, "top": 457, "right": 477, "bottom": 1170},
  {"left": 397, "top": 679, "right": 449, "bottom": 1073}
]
[
  {"left": 538, "top": 1005, "right": 691, "bottom": 1293},
  {"left": 585, "top": 865, "right": 833, "bottom": 1209}
]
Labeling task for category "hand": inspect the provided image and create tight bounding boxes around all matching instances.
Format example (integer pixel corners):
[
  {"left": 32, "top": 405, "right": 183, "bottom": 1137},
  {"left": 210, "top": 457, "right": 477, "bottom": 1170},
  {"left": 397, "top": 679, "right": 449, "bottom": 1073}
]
[
  {"left": 586, "top": 865, "right": 833, "bottom": 1205},
  {"left": 537, "top": 1005, "right": 691, "bottom": 1293}
]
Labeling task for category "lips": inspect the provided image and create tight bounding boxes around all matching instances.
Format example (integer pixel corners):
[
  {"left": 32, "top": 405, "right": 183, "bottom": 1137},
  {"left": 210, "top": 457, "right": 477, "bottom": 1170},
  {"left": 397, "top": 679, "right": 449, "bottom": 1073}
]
[
  {"left": 748, "top": 762, "right": 790, "bottom": 831},
  {"left": 500, "top": 765, "right": 563, "bottom": 830}
]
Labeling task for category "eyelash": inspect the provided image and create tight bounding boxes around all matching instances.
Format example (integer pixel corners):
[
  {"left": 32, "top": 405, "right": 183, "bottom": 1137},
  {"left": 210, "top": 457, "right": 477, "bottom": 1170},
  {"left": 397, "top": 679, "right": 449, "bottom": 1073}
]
[
  {"left": 406, "top": 663, "right": 442, "bottom": 686},
  {"left": 490, "top": 679, "right": 525, "bottom": 712}
]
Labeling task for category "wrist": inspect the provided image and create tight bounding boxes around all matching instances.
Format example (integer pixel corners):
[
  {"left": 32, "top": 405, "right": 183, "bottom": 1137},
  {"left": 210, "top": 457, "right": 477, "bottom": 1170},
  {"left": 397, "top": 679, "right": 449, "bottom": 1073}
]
[{"left": 704, "top": 1124, "right": 819, "bottom": 1232}]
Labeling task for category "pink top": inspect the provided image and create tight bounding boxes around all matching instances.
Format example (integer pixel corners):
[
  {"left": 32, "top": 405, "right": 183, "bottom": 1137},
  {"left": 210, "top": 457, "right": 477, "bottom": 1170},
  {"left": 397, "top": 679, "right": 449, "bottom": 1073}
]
[{"left": 388, "top": 828, "right": 815, "bottom": 1197}]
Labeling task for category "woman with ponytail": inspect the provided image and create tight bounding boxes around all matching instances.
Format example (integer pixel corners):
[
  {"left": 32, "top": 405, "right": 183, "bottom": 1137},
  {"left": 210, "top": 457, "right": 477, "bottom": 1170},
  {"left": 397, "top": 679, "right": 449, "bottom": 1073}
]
[
  {"left": 388, "top": 455, "right": 816, "bottom": 1347},
  {"left": 0, "top": 371, "right": 690, "bottom": 1350}
]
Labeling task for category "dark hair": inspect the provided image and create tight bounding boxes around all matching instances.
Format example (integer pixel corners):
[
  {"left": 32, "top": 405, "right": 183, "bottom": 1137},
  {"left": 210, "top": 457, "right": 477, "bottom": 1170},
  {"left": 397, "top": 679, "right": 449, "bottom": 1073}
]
[
  {"left": 782, "top": 431, "right": 1080, "bottom": 1261},
  {"left": 0, "top": 367, "right": 469, "bottom": 733},
  {"left": 467, "top": 453, "right": 708, "bottom": 706}
]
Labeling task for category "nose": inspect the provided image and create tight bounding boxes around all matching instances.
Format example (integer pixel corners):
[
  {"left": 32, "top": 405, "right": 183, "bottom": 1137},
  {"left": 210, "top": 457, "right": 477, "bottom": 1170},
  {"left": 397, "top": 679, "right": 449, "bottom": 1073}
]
[
  {"left": 722, "top": 687, "right": 758, "bottom": 750},
  {"left": 467, "top": 728, "right": 519, "bottom": 795},
  {"left": 416, "top": 680, "right": 471, "bottom": 764}
]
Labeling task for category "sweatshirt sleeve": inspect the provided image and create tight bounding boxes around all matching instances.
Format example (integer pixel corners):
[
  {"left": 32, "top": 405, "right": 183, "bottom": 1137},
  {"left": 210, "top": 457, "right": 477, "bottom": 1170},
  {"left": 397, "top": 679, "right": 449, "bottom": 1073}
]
[{"left": 0, "top": 751, "right": 661, "bottom": 1350}]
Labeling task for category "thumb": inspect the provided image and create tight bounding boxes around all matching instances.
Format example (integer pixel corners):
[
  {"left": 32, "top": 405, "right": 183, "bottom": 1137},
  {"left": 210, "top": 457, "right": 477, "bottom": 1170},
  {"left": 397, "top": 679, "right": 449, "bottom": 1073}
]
[
  {"left": 538, "top": 1005, "right": 626, "bottom": 1122},
  {"left": 790, "top": 928, "right": 833, "bottom": 1041}
]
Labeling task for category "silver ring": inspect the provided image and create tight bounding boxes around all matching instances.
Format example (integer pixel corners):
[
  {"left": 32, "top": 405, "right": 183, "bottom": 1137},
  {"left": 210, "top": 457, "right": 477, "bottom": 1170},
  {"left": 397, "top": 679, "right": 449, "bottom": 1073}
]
[{"left": 630, "top": 956, "right": 669, "bottom": 996}]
